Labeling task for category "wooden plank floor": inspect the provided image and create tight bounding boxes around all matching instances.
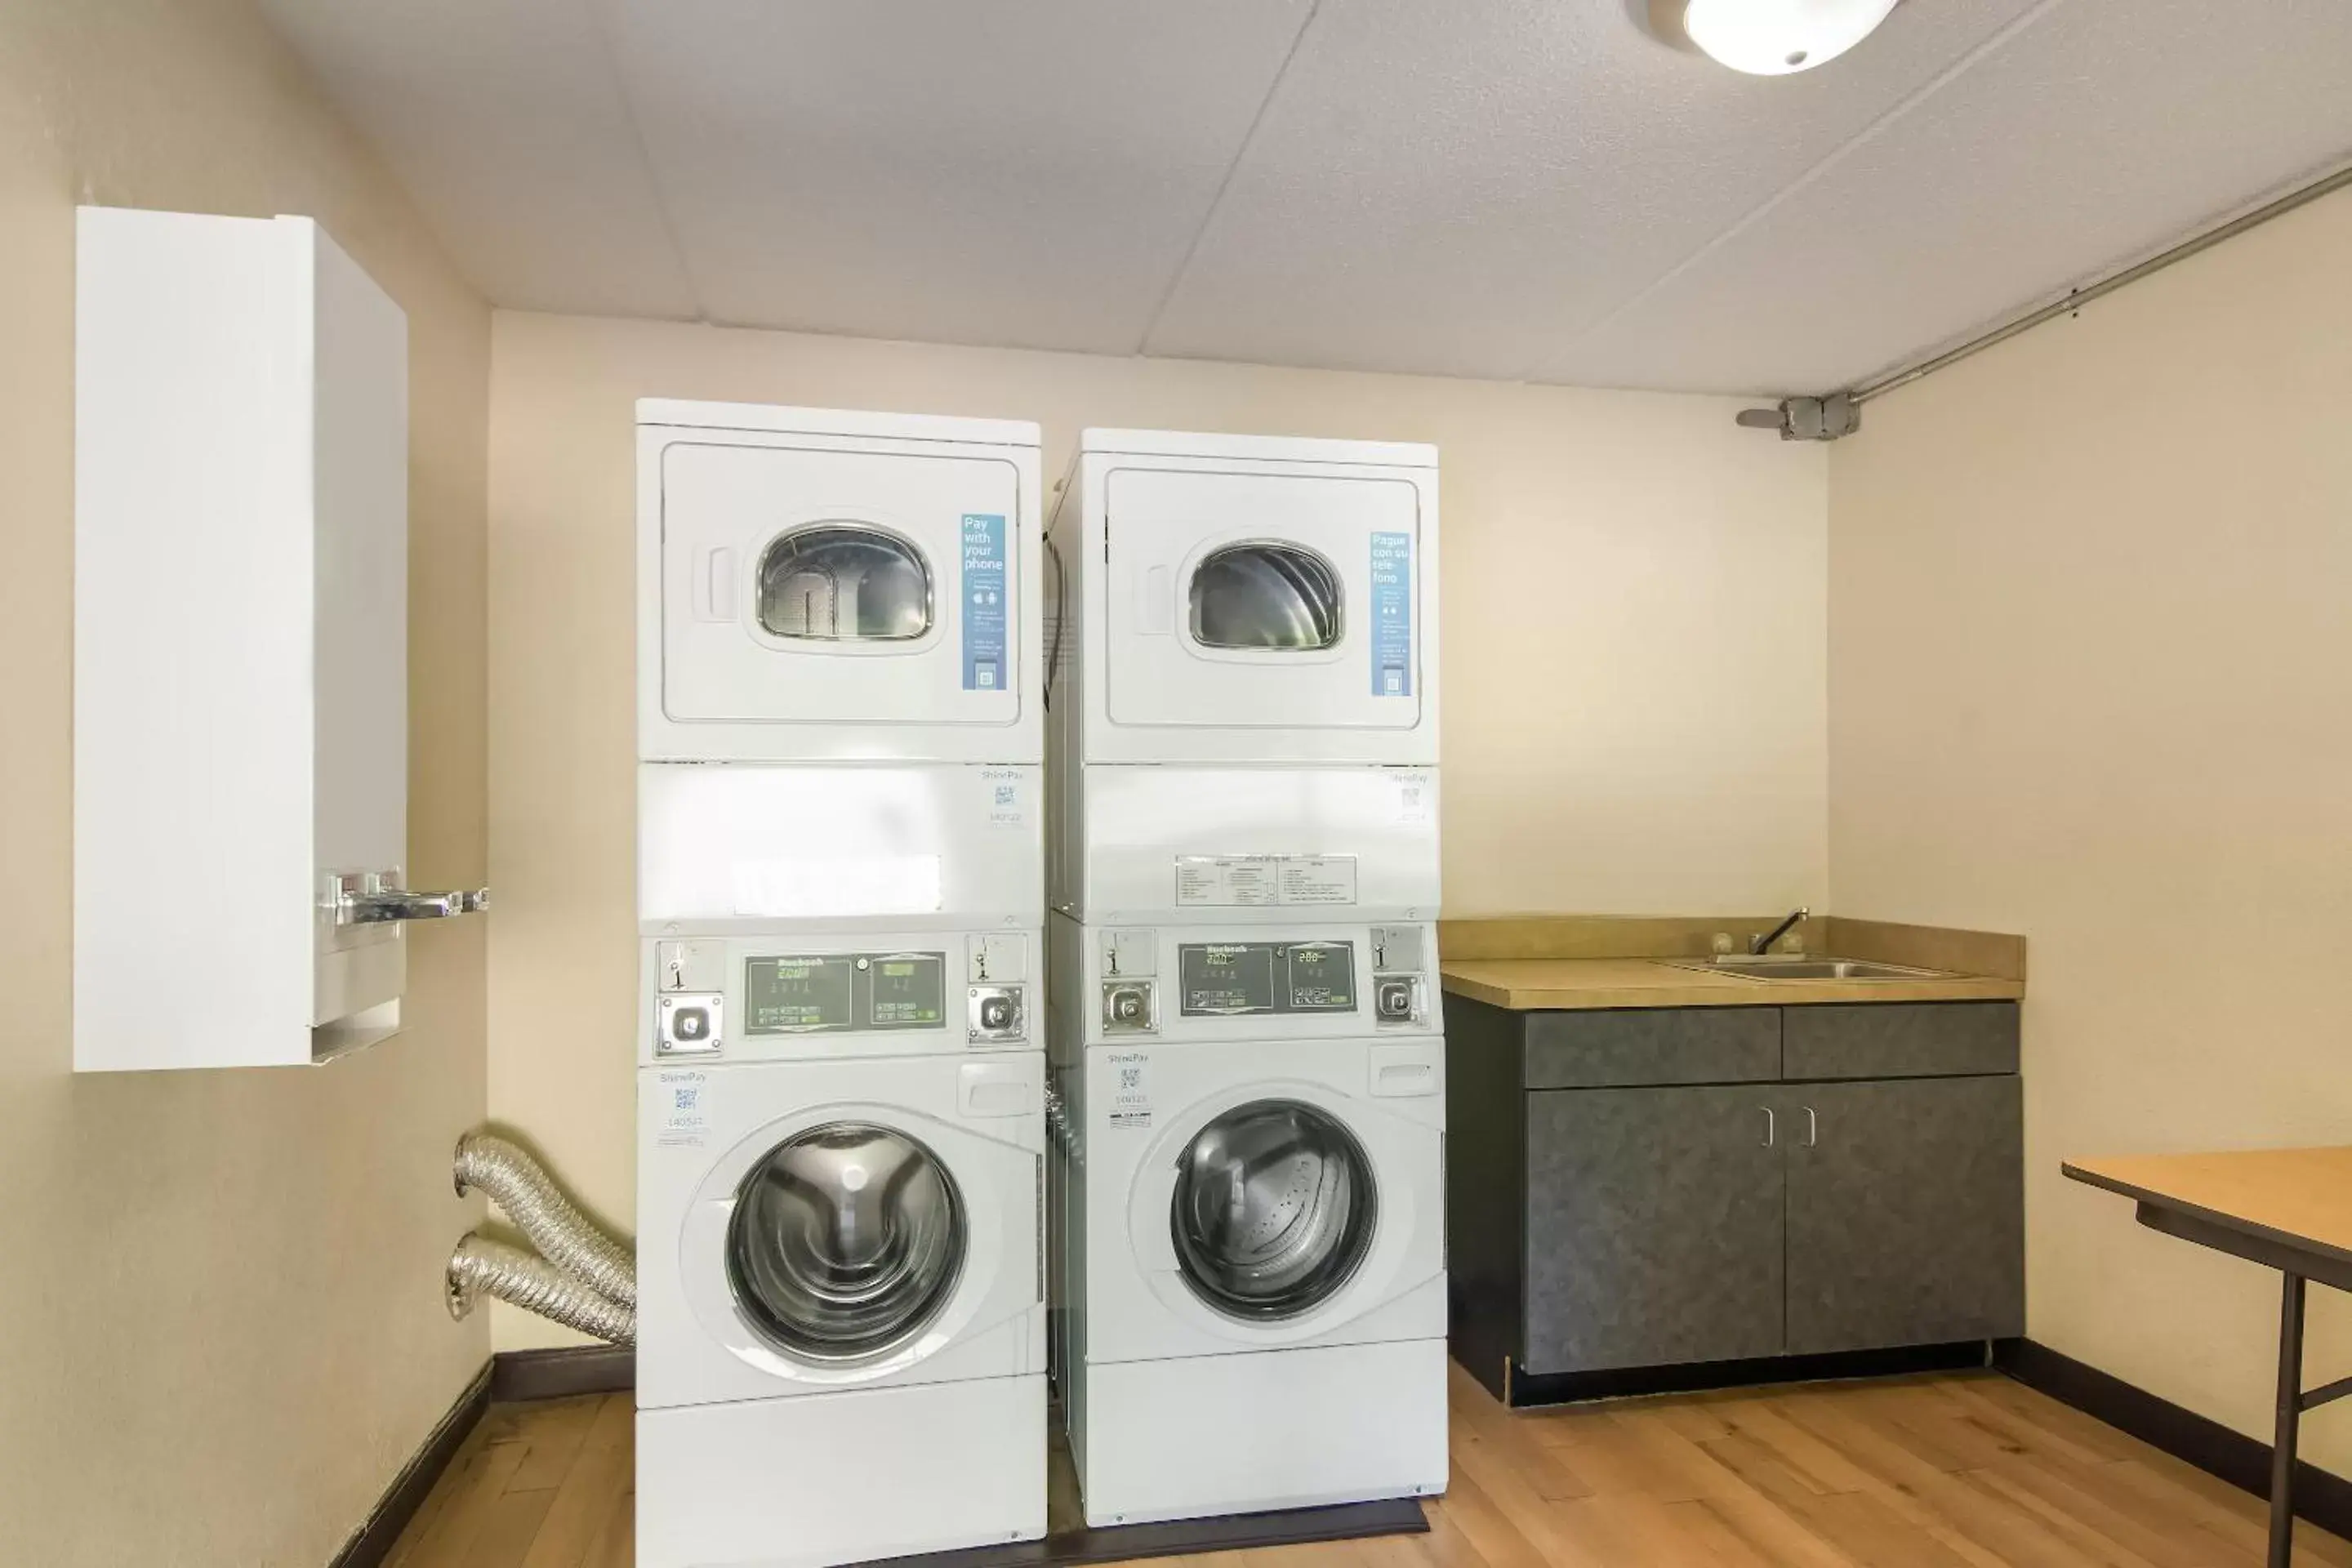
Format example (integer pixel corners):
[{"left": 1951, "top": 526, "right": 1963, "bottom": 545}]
[{"left": 385, "top": 1362, "right": 2352, "bottom": 1567}]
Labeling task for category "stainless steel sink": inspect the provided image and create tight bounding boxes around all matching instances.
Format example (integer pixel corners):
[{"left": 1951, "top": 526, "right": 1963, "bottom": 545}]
[{"left": 1664, "top": 956, "right": 1949, "bottom": 982}]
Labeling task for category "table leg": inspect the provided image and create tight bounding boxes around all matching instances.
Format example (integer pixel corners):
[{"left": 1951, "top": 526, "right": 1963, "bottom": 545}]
[{"left": 2271, "top": 1272, "right": 2306, "bottom": 1568}]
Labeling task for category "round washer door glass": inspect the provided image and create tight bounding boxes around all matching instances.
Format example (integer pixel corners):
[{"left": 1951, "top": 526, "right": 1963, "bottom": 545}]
[
  {"left": 1169, "top": 1099, "right": 1378, "bottom": 1320},
  {"left": 727, "top": 1122, "right": 964, "bottom": 1361}
]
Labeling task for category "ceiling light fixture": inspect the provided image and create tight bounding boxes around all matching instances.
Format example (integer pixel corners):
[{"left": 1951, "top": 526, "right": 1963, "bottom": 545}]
[{"left": 1646, "top": 0, "right": 1901, "bottom": 76}]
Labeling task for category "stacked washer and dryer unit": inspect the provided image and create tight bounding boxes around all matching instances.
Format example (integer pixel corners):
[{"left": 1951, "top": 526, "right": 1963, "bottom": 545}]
[
  {"left": 634, "top": 402, "right": 1050, "bottom": 1568},
  {"left": 1046, "top": 430, "right": 1450, "bottom": 1527}
]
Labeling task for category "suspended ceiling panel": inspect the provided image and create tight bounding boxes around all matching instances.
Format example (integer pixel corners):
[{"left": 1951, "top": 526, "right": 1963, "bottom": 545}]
[
  {"left": 261, "top": 0, "right": 2352, "bottom": 394},
  {"left": 1143, "top": 0, "right": 2047, "bottom": 381}
]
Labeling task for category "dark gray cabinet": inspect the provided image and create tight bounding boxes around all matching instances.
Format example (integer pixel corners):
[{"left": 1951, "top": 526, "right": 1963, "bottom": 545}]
[
  {"left": 1525, "top": 1086, "right": 1784, "bottom": 1372},
  {"left": 1446, "top": 996, "right": 2025, "bottom": 1402},
  {"left": 1783, "top": 1075, "right": 2025, "bottom": 1355}
]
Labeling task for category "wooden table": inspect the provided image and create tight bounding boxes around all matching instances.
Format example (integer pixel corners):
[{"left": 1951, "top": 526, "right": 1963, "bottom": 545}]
[{"left": 2064, "top": 1147, "right": 2352, "bottom": 1568}]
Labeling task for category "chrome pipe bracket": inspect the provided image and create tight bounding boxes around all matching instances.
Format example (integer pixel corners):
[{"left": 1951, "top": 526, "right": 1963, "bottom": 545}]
[{"left": 326, "top": 870, "right": 490, "bottom": 927}]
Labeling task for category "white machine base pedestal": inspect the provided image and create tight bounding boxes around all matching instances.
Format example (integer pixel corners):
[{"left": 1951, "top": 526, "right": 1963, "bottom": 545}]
[
  {"left": 1077, "top": 1339, "right": 1447, "bottom": 1530},
  {"left": 638, "top": 1374, "right": 1045, "bottom": 1568}
]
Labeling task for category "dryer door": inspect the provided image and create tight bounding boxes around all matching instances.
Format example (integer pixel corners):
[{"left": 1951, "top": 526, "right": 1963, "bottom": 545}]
[
  {"left": 1102, "top": 466, "right": 1423, "bottom": 734},
  {"left": 658, "top": 439, "right": 1024, "bottom": 733}
]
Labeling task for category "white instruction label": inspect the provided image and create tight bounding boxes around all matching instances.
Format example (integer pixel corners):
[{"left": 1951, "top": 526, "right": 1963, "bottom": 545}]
[
  {"left": 657, "top": 1069, "right": 710, "bottom": 1148},
  {"left": 1175, "top": 855, "right": 1278, "bottom": 907},
  {"left": 1176, "top": 853, "right": 1359, "bottom": 907},
  {"left": 1106, "top": 1050, "right": 1152, "bottom": 1129},
  {"left": 1278, "top": 857, "right": 1359, "bottom": 906}
]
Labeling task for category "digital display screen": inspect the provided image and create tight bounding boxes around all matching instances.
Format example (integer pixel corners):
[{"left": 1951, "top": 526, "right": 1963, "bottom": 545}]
[
  {"left": 744, "top": 951, "right": 947, "bottom": 1035},
  {"left": 1178, "top": 944, "right": 1277, "bottom": 1015},
  {"left": 868, "top": 955, "right": 945, "bottom": 1027},
  {"left": 1283, "top": 942, "right": 1356, "bottom": 1012},
  {"left": 745, "top": 956, "right": 855, "bottom": 1033},
  {"left": 1177, "top": 942, "right": 1356, "bottom": 1017}
]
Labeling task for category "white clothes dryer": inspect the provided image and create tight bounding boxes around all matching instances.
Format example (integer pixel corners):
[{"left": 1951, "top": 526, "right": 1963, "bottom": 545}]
[
  {"left": 1045, "top": 428, "right": 1438, "bottom": 768},
  {"left": 637, "top": 1022, "right": 1045, "bottom": 1566},
  {"left": 1045, "top": 915, "right": 1447, "bottom": 1526},
  {"left": 639, "top": 400, "right": 1043, "bottom": 765}
]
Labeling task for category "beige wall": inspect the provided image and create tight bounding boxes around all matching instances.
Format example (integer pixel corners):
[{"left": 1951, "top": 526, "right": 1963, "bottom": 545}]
[
  {"left": 1829, "top": 188, "right": 2352, "bottom": 1467},
  {"left": 488, "top": 310, "right": 1828, "bottom": 1346},
  {"left": 0, "top": 3, "right": 491, "bottom": 1561}
]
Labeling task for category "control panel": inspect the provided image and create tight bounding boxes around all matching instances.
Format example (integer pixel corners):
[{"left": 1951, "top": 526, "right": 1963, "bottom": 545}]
[
  {"left": 1089, "top": 923, "right": 1438, "bottom": 1039},
  {"left": 742, "top": 952, "right": 947, "bottom": 1035},
  {"left": 650, "top": 935, "right": 1034, "bottom": 1057},
  {"left": 1176, "top": 940, "right": 1355, "bottom": 1017}
]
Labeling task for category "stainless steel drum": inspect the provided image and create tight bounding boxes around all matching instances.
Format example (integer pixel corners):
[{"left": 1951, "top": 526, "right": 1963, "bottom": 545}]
[
  {"left": 1187, "top": 542, "right": 1343, "bottom": 650},
  {"left": 1169, "top": 1099, "right": 1377, "bottom": 1320},
  {"left": 757, "top": 523, "right": 933, "bottom": 641},
  {"left": 727, "top": 1122, "right": 964, "bottom": 1361}
]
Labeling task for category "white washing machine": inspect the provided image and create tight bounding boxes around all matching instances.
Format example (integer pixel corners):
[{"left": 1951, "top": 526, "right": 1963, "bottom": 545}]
[
  {"left": 1046, "top": 916, "right": 1448, "bottom": 1526},
  {"left": 639, "top": 400, "right": 1043, "bottom": 765},
  {"left": 1045, "top": 428, "right": 1439, "bottom": 768},
  {"left": 638, "top": 929, "right": 1045, "bottom": 1568}
]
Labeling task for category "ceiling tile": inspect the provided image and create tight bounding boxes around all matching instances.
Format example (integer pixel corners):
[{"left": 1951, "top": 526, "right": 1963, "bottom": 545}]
[
  {"left": 1541, "top": 0, "right": 2352, "bottom": 394},
  {"left": 600, "top": 0, "right": 1313, "bottom": 354},
  {"left": 258, "top": 0, "right": 697, "bottom": 318},
  {"left": 1143, "top": 0, "right": 2045, "bottom": 381}
]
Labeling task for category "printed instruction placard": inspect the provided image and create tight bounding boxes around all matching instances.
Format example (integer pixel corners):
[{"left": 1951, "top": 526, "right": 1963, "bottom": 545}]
[{"left": 1175, "top": 854, "right": 1359, "bottom": 908}]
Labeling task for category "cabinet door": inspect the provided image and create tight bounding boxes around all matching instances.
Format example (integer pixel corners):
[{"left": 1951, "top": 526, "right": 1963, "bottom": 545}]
[
  {"left": 1524, "top": 1086, "right": 1784, "bottom": 1374},
  {"left": 1784, "top": 1076, "right": 2024, "bottom": 1355}
]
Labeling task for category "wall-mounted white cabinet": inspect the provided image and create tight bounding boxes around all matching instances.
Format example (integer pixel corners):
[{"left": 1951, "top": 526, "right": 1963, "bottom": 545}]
[{"left": 74, "top": 207, "right": 482, "bottom": 1071}]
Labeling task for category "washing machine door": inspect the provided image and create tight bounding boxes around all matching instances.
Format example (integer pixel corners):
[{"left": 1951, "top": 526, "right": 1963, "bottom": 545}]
[
  {"left": 1102, "top": 466, "right": 1424, "bottom": 735},
  {"left": 1165, "top": 1098, "right": 1380, "bottom": 1321},
  {"left": 724, "top": 1121, "right": 967, "bottom": 1362},
  {"left": 657, "top": 438, "right": 1024, "bottom": 733}
]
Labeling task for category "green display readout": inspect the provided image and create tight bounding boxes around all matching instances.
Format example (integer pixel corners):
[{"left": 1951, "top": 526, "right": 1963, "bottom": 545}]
[
  {"left": 1176, "top": 941, "right": 1356, "bottom": 1016},
  {"left": 742, "top": 951, "right": 947, "bottom": 1034},
  {"left": 868, "top": 956, "right": 945, "bottom": 1027},
  {"left": 1178, "top": 943, "right": 1276, "bottom": 1015},
  {"left": 744, "top": 956, "right": 855, "bottom": 1033},
  {"left": 1284, "top": 942, "right": 1355, "bottom": 1012}
]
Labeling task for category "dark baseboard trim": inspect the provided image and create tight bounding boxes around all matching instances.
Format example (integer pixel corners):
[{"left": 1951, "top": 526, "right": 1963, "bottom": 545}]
[
  {"left": 1996, "top": 1337, "right": 2352, "bottom": 1539},
  {"left": 865, "top": 1497, "right": 1428, "bottom": 1568},
  {"left": 489, "top": 1343, "right": 636, "bottom": 1402},
  {"left": 327, "top": 1359, "right": 492, "bottom": 1568},
  {"left": 1504, "top": 1340, "right": 1989, "bottom": 1408}
]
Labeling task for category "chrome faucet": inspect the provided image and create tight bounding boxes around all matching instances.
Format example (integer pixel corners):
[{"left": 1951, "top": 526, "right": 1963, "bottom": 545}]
[{"left": 1751, "top": 906, "right": 1810, "bottom": 956}]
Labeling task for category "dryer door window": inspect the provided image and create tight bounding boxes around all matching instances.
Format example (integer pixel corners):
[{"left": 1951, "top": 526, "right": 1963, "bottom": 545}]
[
  {"left": 726, "top": 1121, "right": 965, "bottom": 1361},
  {"left": 1187, "top": 543, "right": 1342, "bottom": 651},
  {"left": 756, "top": 524, "right": 933, "bottom": 642},
  {"left": 1168, "top": 1099, "right": 1378, "bottom": 1321}
]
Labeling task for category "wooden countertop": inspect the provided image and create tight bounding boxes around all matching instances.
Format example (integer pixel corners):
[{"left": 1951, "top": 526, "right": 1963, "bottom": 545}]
[
  {"left": 1439, "top": 956, "right": 2026, "bottom": 1011},
  {"left": 2063, "top": 1147, "right": 2352, "bottom": 1272}
]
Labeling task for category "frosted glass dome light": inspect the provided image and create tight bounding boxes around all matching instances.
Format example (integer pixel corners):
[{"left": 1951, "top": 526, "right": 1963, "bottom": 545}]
[{"left": 1682, "top": 0, "right": 1900, "bottom": 74}]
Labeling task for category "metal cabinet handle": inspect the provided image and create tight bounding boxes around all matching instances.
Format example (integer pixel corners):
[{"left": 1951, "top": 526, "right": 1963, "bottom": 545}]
[
  {"left": 1761, "top": 1106, "right": 1775, "bottom": 1147},
  {"left": 1804, "top": 1106, "right": 1819, "bottom": 1148}
]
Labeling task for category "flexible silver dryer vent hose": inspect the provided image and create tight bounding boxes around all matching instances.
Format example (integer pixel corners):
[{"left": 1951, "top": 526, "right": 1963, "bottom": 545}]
[
  {"left": 446, "top": 1234, "right": 636, "bottom": 1346},
  {"left": 452, "top": 1132, "right": 637, "bottom": 1307}
]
